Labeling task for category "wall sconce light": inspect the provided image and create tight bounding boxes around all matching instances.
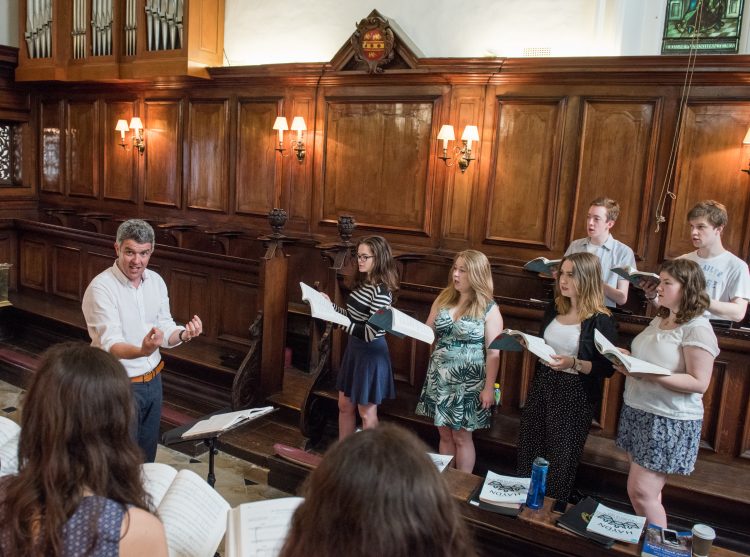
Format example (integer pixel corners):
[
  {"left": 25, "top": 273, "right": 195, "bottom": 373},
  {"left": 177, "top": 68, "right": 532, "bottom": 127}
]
[
  {"left": 741, "top": 127, "right": 750, "bottom": 175},
  {"left": 437, "top": 124, "right": 479, "bottom": 173},
  {"left": 115, "top": 117, "right": 145, "bottom": 155},
  {"left": 273, "top": 116, "right": 306, "bottom": 162}
]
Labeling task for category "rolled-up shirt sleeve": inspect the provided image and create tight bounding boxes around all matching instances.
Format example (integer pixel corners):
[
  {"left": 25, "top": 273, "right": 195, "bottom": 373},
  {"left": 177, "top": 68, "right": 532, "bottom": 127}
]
[{"left": 82, "top": 282, "right": 126, "bottom": 353}]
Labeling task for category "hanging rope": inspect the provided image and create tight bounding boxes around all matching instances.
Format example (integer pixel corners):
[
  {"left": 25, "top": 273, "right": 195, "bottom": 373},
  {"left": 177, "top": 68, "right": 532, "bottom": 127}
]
[{"left": 654, "top": 6, "right": 704, "bottom": 233}]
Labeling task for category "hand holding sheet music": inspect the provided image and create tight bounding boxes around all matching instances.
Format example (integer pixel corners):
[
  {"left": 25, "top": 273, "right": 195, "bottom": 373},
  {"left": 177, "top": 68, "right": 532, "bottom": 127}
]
[
  {"left": 594, "top": 330, "right": 671, "bottom": 375},
  {"left": 367, "top": 307, "right": 435, "bottom": 344},
  {"left": 489, "top": 329, "right": 557, "bottom": 365},
  {"left": 299, "top": 282, "right": 351, "bottom": 328}
]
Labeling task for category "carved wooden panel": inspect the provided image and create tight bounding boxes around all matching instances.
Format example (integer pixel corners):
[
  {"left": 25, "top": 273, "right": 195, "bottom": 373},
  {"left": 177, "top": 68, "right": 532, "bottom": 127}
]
[
  {"left": 169, "top": 269, "right": 211, "bottom": 334},
  {"left": 442, "top": 88, "right": 482, "bottom": 242},
  {"left": 66, "top": 100, "right": 98, "bottom": 198},
  {"left": 217, "top": 277, "right": 257, "bottom": 345},
  {"left": 322, "top": 100, "right": 434, "bottom": 233},
  {"left": 570, "top": 99, "right": 658, "bottom": 259},
  {"left": 86, "top": 251, "right": 115, "bottom": 285},
  {"left": 485, "top": 98, "right": 565, "bottom": 249},
  {"left": 40, "top": 100, "right": 63, "bottom": 193},
  {"left": 284, "top": 96, "right": 315, "bottom": 224},
  {"left": 20, "top": 239, "right": 46, "bottom": 291},
  {"left": 665, "top": 102, "right": 750, "bottom": 259},
  {"left": 742, "top": 388, "right": 750, "bottom": 459},
  {"left": 236, "top": 99, "right": 278, "bottom": 216},
  {"left": 144, "top": 100, "right": 182, "bottom": 207},
  {"left": 700, "top": 360, "right": 727, "bottom": 453},
  {"left": 187, "top": 100, "right": 229, "bottom": 212},
  {"left": 104, "top": 100, "right": 137, "bottom": 202},
  {"left": 52, "top": 245, "right": 82, "bottom": 300}
]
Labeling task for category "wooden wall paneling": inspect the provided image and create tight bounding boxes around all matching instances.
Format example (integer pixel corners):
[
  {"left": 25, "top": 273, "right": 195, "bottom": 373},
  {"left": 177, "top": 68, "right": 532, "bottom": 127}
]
[
  {"left": 40, "top": 99, "right": 63, "bottom": 194},
  {"left": 700, "top": 360, "right": 727, "bottom": 454},
  {"left": 441, "top": 86, "right": 483, "bottom": 247},
  {"left": 168, "top": 268, "right": 211, "bottom": 339},
  {"left": 741, "top": 379, "right": 750, "bottom": 459},
  {"left": 66, "top": 100, "right": 99, "bottom": 198},
  {"left": 19, "top": 238, "right": 46, "bottom": 291},
  {"left": 144, "top": 99, "right": 183, "bottom": 208},
  {"left": 216, "top": 276, "right": 258, "bottom": 346},
  {"left": 570, "top": 99, "right": 660, "bottom": 261},
  {"left": 52, "top": 244, "right": 82, "bottom": 300},
  {"left": 103, "top": 100, "right": 138, "bottom": 202},
  {"left": 320, "top": 97, "right": 436, "bottom": 235},
  {"left": 187, "top": 99, "right": 229, "bottom": 212},
  {"left": 86, "top": 251, "right": 115, "bottom": 285},
  {"left": 284, "top": 94, "right": 316, "bottom": 228},
  {"left": 664, "top": 101, "right": 750, "bottom": 260},
  {"left": 235, "top": 98, "right": 281, "bottom": 216},
  {"left": 0, "top": 231, "right": 16, "bottom": 289},
  {"left": 482, "top": 97, "right": 566, "bottom": 253}
]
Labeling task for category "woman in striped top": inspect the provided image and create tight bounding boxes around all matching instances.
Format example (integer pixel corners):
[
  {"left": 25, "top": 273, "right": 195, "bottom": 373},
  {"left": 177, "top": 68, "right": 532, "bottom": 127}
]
[{"left": 335, "top": 236, "right": 399, "bottom": 439}]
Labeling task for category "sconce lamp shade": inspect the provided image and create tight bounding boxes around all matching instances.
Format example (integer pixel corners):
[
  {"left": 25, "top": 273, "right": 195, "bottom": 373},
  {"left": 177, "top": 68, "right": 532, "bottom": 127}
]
[
  {"left": 115, "top": 119, "right": 129, "bottom": 133},
  {"left": 273, "top": 116, "right": 289, "bottom": 131},
  {"left": 743, "top": 127, "right": 750, "bottom": 145},
  {"left": 290, "top": 116, "right": 306, "bottom": 131},
  {"left": 461, "top": 125, "right": 479, "bottom": 142},
  {"left": 437, "top": 124, "right": 455, "bottom": 141},
  {"left": 129, "top": 117, "right": 144, "bottom": 131}
]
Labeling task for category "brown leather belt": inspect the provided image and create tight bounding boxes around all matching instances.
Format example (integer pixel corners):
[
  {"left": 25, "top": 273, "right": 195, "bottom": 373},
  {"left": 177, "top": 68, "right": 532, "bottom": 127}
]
[{"left": 131, "top": 361, "right": 164, "bottom": 383}]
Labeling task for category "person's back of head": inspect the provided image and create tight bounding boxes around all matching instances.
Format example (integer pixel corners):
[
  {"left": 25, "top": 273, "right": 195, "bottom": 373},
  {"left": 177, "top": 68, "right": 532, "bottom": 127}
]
[
  {"left": 279, "top": 423, "right": 476, "bottom": 557},
  {"left": 0, "top": 342, "right": 149, "bottom": 556}
]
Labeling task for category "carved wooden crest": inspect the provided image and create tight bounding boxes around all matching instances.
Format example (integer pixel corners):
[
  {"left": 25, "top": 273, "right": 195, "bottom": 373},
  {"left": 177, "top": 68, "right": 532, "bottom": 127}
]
[{"left": 351, "top": 12, "right": 395, "bottom": 73}]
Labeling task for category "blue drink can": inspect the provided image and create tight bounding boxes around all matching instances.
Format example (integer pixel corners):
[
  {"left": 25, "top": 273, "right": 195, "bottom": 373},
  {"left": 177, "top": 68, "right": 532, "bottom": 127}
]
[{"left": 525, "top": 456, "right": 549, "bottom": 510}]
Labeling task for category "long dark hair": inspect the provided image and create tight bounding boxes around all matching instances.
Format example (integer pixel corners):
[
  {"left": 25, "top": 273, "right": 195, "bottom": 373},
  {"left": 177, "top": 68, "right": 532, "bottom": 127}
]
[
  {"left": 279, "top": 424, "right": 476, "bottom": 557},
  {"left": 656, "top": 259, "right": 710, "bottom": 323},
  {"left": 356, "top": 235, "right": 399, "bottom": 292},
  {"left": 0, "top": 343, "right": 149, "bottom": 556}
]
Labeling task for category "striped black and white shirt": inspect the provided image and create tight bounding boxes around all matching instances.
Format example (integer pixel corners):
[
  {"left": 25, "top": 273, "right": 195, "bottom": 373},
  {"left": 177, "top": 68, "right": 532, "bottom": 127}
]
[{"left": 335, "top": 282, "right": 392, "bottom": 342}]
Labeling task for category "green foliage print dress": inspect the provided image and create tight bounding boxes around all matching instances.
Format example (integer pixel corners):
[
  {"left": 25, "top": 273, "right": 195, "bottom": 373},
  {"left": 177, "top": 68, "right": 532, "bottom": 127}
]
[{"left": 415, "top": 303, "right": 494, "bottom": 431}]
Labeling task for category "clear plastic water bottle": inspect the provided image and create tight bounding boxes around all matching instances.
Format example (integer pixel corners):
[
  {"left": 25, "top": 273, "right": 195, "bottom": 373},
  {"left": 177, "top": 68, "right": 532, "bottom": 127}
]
[
  {"left": 525, "top": 456, "right": 549, "bottom": 510},
  {"left": 493, "top": 383, "right": 502, "bottom": 407}
]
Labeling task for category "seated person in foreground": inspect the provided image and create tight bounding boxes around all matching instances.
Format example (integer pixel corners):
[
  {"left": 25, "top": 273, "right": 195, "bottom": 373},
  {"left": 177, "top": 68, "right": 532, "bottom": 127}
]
[
  {"left": 565, "top": 196, "right": 636, "bottom": 307},
  {"left": 0, "top": 342, "right": 168, "bottom": 557},
  {"left": 279, "top": 423, "right": 476, "bottom": 557},
  {"left": 644, "top": 200, "right": 750, "bottom": 322}
]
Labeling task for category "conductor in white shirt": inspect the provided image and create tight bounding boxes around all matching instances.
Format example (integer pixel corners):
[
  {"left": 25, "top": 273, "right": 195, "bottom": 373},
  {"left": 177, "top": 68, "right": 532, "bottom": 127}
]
[{"left": 82, "top": 219, "right": 203, "bottom": 462}]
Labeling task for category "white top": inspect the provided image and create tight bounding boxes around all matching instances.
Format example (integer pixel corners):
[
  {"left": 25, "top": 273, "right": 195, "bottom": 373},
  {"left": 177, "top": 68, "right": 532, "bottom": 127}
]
[
  {"left": 679, "top": 250, "right": 750, "bottom": 320},
  {"left": 565, "top": 234, "right": 636, "bottom": 307},
  {"left": 543, "top": 319, "right": 580, "bottom": 356},
  {"left": 624, "top": 316, "right": 719, "bottom": 420},
  {"left": 82, "top": 262, "right": 183, "bottom": 378}
]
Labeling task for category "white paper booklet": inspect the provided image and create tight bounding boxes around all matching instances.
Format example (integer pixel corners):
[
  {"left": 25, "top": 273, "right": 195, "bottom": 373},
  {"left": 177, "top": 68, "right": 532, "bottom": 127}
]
[
  {"left": 182, "top": 406, "right": 276, "bottom": 438},
  {"left": 478, "top": 471, "right": 530, "bottom": 505},
  {"left": 489, "top": 329, "right": 557, "bottom": 365},
  {"left": 594, "top": 330, "right": 671, "bottom": 375},
  {"left": 225, "top": 497, "right": 304, "bottom": 557},
  {"left": 141, "top": 463, "right": 231, "bottom": 557},
  {"left": 586, "top": 502, "right": 646, "bottom": 544},
  {"left": 300, "top": 282, "right": 351, "bottom": 328},
  {"left": 427, "top": 452, "right": 453, "bottom": 473},
  {"left": 0, "top": 416, "right": 20, "bottom": 476},
  {"left": 368, "top": 307, "right": 435, "bottom": 344}
]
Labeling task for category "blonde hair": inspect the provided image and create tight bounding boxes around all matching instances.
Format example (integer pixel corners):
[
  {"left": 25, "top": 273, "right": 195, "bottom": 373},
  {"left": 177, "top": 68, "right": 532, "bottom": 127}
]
[
  {"left": 555, "top": 252, "right": 610, "bottom": 321},
  {"left": 434, "top": 250, "right": 494, "bottom": 320}
]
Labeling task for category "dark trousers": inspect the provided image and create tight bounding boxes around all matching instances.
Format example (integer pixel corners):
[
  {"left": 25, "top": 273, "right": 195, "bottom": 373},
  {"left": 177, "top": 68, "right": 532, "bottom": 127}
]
[
  {"left": 516, "top": 366, "right": 595, "bottom": 502},
  {"left": 131, "top": 372, "right": 163, "bottom": 463}
]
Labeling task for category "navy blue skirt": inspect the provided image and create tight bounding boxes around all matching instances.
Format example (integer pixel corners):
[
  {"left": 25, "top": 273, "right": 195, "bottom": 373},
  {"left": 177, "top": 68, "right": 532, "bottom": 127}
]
[{"left": 336, "top": 335, "right": 395, "bottom": 405}]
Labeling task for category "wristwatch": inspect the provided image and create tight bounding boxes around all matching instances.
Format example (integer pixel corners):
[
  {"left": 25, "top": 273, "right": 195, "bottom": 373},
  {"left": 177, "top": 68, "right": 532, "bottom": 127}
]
[{"left": 573, "top": 357, "right": 583, "bottom": 373}]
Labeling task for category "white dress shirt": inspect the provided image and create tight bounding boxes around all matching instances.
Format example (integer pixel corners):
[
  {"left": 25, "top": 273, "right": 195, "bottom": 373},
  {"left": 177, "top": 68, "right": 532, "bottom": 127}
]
[
  {"left": 565, "top": 234, "right": 636, "bottom": 307},
  {"left": 82, "top": 261, "right": 183, "bottom": 378}
]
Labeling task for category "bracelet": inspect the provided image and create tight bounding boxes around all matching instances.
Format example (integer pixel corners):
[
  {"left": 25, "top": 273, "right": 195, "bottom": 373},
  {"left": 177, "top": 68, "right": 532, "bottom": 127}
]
[{"left": 179, "top": 330, "right": 191, "bottom": 343}]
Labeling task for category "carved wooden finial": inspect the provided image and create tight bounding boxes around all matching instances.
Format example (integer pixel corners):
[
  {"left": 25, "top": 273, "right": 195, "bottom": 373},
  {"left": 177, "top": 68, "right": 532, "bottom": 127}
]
[{"left": 337, "top": 215, "right": 356, "bottom": 245}]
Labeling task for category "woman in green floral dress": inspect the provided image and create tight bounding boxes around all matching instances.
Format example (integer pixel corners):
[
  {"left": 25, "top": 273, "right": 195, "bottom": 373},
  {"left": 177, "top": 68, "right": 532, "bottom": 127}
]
[{"left": 416, "top": 250, "right": 503, "bottom": 473}]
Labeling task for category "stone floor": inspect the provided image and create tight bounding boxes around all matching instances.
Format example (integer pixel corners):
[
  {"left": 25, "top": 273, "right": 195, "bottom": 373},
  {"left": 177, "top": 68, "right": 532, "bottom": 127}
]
[{"left": 0, "top": 378, "right": 292, "bottom": 555}]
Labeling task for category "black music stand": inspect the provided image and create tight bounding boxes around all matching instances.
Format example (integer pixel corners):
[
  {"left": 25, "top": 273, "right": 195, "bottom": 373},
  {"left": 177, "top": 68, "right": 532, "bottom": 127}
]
[{"left": 161, "top": 407, "right": 276, "bottom": 488}]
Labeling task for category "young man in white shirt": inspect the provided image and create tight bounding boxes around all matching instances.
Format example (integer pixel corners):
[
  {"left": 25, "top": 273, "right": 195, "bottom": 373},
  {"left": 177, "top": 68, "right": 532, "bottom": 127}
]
[
  {"left": 645, "top": 200, "right": 750, "bottom": 322},
  {"left": 564, "top": 197, "right": 636, "bottom": 308},
  {"left": 82, "top": 219, "right": 203, "bottom": 462}
]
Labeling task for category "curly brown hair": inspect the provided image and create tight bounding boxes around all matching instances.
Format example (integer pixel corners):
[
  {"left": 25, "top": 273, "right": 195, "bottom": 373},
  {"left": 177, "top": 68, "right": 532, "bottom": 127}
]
[
  {"left": 279, "top": 424, "right": 476, "bottom": 557},
  {"left": 0, "top": 343, "right": 150, "bottom": 557},
  {"left": 656, "top": 259, "right": 710, "bottom": 323}
]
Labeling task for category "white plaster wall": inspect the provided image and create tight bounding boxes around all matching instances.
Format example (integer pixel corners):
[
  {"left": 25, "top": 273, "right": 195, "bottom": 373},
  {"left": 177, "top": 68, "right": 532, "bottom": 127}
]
[{"left": 0, "top": 0, "right": 747, "bottom": 61}]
